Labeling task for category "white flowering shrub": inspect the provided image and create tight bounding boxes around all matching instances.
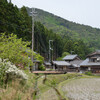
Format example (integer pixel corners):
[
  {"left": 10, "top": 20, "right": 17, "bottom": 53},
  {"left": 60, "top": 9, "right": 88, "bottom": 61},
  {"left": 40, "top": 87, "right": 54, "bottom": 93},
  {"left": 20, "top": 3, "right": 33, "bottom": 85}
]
[
  {"left": 0, "top": 58, "right": 28, "bottom": 86},
  {"left": 5, "top": 62, "right": 28, "bottom": 80}
]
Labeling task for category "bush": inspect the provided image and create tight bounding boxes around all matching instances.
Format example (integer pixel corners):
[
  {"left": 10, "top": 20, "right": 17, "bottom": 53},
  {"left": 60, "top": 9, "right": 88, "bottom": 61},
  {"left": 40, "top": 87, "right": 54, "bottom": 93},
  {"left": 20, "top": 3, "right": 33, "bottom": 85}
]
[
  {"left": 85, "top": 71, "right": 93, "bottom": 76},
  {"left": 0, "top": 58, "right": 28, "bottom": 87},
  {"left": 39, "top": 65, "right": 45, "bottom": 71},
  {"left": 0, "top": 33, "right": 33, "bottom": 67},
  {"left": 0, "top": 59, "right": 8, "bottom": 86}
]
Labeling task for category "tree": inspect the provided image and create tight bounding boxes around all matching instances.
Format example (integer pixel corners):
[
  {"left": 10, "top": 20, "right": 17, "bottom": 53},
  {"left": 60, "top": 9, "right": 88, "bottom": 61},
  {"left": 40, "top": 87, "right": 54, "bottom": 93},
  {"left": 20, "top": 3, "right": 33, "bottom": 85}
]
[
  {"left": 56, "top": 52, "right": 70, "bottom": 61},
  {"left": 0, "top": 33, "right": 33, "bottom": 67}
]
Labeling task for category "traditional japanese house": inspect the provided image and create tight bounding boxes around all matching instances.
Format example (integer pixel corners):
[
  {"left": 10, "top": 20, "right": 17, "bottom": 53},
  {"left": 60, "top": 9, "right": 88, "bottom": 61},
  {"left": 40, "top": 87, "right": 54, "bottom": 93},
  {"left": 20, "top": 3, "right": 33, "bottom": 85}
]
[
  {"left": 44, "top": 62, "right": 52, "bottom": 70},
  {"left": 63, "top": 54, "right": 80, "bottom": 62},
  {"left": 80, "top": 50, "right": 100, "bottom": 73},
  {"left": 69, "top": 60, "right": 83, "bottom": 72},
  {"left": 63, "top": 54, "right": 82, "bottom": 71},
  {"left": 52, "top": 61, "right": 70, "bottom": 72}
]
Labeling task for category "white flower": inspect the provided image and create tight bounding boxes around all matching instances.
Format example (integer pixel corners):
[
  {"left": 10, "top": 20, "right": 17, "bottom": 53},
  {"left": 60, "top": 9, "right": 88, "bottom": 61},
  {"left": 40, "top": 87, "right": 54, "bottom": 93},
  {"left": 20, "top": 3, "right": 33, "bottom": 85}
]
[{"left": 0, "top": 58, "right": 28, "bottom": 80}]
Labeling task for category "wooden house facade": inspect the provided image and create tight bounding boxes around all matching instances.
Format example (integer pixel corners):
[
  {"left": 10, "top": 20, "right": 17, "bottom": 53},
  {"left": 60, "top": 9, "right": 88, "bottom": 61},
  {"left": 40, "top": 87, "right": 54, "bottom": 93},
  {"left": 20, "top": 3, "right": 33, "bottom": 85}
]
[
  {"left": 44, "top": 62, "right": 52, "bottom": 70},
  {"left": 52, "top": 61, "right": 71, "bottom": 72},
  {"left": 52, "top": 60, "right": 80, "bottom": 72},
  {"left": 80, "top": 50, "right": 100, "bottom": 73},
  {"left": 63, "top": 54, "right": 82, "bottom": 72}
]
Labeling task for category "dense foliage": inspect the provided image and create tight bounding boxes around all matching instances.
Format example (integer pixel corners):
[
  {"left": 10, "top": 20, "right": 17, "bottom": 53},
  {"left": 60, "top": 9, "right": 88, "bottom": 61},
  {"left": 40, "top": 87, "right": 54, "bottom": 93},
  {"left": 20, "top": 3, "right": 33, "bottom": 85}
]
[
  {"left": 0, "top": 0, "right": 91, "bottom": 59},
  {"left": 0, "top": 33, "right": 33, "bottom": 67},
  {"left": 27, "top": 7, "right": 100, "bottom": 51},
  {"left": 0, "top": 33, "right": 44, "bottom": 69}
]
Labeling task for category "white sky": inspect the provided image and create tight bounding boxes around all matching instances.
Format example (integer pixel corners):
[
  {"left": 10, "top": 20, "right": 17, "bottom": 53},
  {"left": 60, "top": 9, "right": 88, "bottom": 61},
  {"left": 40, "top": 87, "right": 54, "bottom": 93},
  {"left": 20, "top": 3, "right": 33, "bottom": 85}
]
[{"left": 11, "top": 0, "right": 100, "bottom": 28}]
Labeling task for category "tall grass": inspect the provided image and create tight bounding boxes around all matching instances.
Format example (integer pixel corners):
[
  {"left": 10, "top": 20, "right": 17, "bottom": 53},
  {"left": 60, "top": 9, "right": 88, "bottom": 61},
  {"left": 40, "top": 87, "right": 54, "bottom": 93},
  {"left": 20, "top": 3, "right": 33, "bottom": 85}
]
[{"left": 0, "top": 70, "right": 36, "bottom": 100}]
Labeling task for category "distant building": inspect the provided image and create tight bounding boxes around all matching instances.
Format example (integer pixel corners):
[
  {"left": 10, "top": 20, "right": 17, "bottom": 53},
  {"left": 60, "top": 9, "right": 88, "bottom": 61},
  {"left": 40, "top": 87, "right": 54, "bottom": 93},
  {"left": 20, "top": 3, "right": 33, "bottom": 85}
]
[
  {"left": 63, "top": 54, "right": 80, "bottom": 62},
  {"left": 44, "top": 62, "right": 52, "bottom": 70},
  {"left": 80, "top": 50, "right": 100, "bottom": 73},
  {"left": 69, "top": 60, "right": 83, "bottom": 71},
  {"left": 63, "top": 54, "right": 82, "bottom": 71},
  {"left": 52, "top": 61, "right": 70, "bottom": 72}
]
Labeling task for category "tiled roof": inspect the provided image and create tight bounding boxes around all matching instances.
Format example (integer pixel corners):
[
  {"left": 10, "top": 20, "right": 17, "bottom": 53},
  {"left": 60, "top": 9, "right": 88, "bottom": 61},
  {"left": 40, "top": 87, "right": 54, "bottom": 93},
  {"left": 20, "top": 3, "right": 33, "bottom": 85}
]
[
  {"left": 80, "top": 58, "right": 100, "bottom": 66},
  {"left": 44, "top": 62, "right": 51, "bottom": 66},
  {"left": 63, "top": 54, "right": 78, "bottom": 60},
  {"left": 52, "top": 61, "right": 70, "bottom": 66},
  {"left": 87, "top": 50, "right": 100, "bottom": 57},
  {"left": 70, "top": 60, "right": 83, "bottom": 67}
]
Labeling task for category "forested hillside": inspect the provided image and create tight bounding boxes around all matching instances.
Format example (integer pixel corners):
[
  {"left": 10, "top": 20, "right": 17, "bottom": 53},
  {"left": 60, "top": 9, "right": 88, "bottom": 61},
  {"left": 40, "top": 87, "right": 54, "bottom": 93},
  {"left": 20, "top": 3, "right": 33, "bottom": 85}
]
[
  {"left": 0, "top": 1, "right": 100, "bottom": 100},
  {"left": 0, "top": 0, "right": 90, "bottom": 59},
  {"left": 27, "top": 7, "right": 100, "bottom": 50}
]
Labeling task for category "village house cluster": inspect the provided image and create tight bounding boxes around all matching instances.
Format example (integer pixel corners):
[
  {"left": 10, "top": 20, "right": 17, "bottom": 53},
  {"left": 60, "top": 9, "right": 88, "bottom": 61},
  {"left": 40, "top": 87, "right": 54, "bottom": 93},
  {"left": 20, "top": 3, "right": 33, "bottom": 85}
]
[{"left": 43, "top": 50, "right": 100, "bottom": 73}]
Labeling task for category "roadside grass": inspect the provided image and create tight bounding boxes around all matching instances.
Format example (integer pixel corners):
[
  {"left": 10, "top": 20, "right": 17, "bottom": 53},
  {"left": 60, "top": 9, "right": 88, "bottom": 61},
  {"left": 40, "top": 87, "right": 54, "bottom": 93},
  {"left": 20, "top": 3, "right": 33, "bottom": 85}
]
[
  {"left": 37, "top": 75, "right": 55, "bottom": 100},
  {"left": 0, "top": 70, "right": 36, "bottom": 100},
  {"left": 37, "top": 75, "right": 51, "bottom": 93},
  {"left": 45, "top": 73, "right": 82, "bottom": 84}
]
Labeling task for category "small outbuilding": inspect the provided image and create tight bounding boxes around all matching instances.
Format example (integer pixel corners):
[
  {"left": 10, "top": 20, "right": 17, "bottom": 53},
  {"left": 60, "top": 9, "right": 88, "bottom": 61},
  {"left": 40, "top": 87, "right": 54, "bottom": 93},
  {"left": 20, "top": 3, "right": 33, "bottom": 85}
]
[
  {"left": 44, "top": 62, "right": 52, "bottom": 70},
  {"left": 52, "top": 61, "right": 71, "bottom": 72}
]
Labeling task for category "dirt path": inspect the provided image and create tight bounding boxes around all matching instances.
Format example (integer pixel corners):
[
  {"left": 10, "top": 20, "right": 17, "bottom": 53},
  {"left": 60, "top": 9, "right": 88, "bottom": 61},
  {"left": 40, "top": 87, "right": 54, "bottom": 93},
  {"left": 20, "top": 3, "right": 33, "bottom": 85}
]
[
  {"left": 62, "top": 78, "right": 100, "bottom": 100},
  {"left": 40, "top": 88, "right": 59, "bottom": 100},
  {"left": 37, "top": 75, "right": 59, "bottom": 100}
]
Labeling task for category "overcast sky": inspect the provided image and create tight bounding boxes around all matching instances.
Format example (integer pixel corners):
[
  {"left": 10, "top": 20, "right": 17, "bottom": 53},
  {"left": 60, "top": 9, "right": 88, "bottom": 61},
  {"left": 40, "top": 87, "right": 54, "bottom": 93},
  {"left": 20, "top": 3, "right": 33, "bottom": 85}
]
[{"left": 11, "top": 0, "right": 100, "bottom": 28}]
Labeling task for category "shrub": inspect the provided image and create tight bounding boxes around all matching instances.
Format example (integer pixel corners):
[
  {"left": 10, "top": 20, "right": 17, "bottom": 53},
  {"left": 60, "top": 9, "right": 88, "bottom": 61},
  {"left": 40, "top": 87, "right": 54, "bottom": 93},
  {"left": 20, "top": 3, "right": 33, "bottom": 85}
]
[
  {"left": 85, "top": 71, "right": 93, "bottom": 76},
  {"left": 0, "top": 33, "right": 33, "bottom": 67},
  {"left": 0, "top": 33, "right": 44, "bottom": 69},
  {"left": 0, "top": 58, "right": 9, "bottom": 86},
  {"left": 39, "top": 65, "right": 45, "bottom": 71},
  {"left": 0, "top": 58, "right": 28, "bottom": 87}
]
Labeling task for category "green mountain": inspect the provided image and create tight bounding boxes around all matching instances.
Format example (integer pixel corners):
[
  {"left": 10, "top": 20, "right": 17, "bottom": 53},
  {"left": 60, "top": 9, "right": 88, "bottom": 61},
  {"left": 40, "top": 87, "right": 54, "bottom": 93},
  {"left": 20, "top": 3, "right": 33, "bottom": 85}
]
[
  {"left": 0, "top": 0, "right": 94, "bottom": 59},
  {"left": 27, "top": 7, "right": 100, "bottom": 50}
]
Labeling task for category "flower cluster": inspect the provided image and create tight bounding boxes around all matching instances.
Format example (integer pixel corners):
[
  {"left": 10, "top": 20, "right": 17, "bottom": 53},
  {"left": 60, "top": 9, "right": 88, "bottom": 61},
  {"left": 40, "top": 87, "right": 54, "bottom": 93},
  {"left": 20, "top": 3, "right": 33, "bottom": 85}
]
[{"left": 0, "top": 58, "right": 28, "bottom": 80}]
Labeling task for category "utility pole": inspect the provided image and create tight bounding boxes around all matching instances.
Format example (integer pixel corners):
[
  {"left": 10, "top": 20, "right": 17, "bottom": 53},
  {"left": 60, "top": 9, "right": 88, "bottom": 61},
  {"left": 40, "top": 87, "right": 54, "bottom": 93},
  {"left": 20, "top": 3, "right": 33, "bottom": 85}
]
[
  {"left": 49, "top": 40, "right": 53, "bottom": 63},
  {"left": 9, "top": 0, "right": 11, "bottom": 3},
  {"left": 31, "top": 8, "right": 37, "bottom": 70}
]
